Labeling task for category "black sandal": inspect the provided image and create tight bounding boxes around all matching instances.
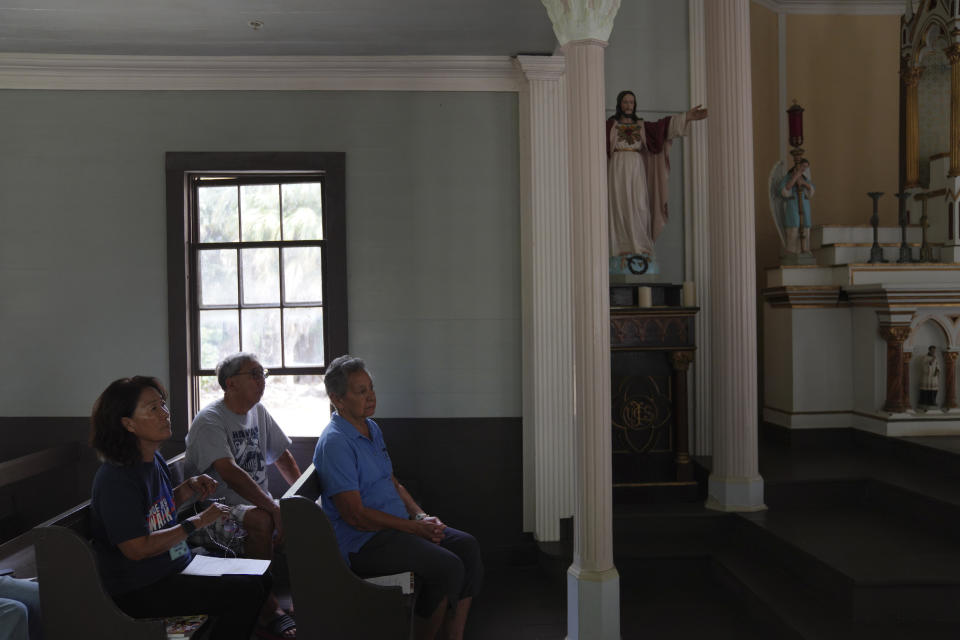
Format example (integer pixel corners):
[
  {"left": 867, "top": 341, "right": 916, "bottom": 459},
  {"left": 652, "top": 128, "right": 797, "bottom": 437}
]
[{"left": 255, "top": 612, "right": 296, "bottom": 639}]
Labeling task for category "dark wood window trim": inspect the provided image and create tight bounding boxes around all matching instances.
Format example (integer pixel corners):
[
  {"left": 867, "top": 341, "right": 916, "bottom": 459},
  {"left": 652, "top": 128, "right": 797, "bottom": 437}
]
[{"left": 165, "top": 152, "right": 347, "bottom": 441}]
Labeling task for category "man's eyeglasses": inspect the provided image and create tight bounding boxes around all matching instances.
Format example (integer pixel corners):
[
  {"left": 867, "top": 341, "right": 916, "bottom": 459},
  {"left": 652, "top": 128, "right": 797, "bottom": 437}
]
[{"left": 233, "top": 368, "right": 269, "bottom": 380}]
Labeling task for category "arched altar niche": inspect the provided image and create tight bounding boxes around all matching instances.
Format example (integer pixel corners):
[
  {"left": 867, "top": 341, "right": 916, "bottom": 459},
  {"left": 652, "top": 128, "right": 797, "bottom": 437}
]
[
  {"left": 917, "top": 28, "right": 949, "bottom": 189},
  {"left": 906, "top": 318, "right": 949, "bottom": 409},
  {"left": 900, "top": 0, "right": 960, "bottom": 256}
]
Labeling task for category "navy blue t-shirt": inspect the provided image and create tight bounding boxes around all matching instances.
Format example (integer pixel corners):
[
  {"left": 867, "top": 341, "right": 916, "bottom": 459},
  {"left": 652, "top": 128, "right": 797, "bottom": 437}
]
[{"left": 90, "top": 453, "right": 191, "bottom": 595}]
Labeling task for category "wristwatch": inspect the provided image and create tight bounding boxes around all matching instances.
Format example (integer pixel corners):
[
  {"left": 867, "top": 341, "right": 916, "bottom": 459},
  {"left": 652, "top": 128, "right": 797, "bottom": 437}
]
[
  {"left": 181, "top": 519, "right": 197, "bottom": 535},
  {"left": 413, "top": 513, "right": 428, "bottom": 521}
]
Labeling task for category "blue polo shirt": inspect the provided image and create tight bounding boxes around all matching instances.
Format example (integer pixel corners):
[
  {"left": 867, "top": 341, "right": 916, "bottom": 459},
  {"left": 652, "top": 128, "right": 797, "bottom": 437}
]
[{"left": 313, "top": 412, "right": 408, "bottom": 563}]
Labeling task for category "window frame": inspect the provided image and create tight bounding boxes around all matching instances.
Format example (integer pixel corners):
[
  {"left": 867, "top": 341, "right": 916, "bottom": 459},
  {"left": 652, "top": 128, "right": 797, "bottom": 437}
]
[{"left": 166, "top": 152, "right": 347, "bottom": 442}]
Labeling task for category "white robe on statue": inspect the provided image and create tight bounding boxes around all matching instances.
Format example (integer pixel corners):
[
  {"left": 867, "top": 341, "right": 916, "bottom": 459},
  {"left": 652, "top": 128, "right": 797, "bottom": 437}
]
[{"left": 607, "top": 113, "right": 690, "bottom": 257}]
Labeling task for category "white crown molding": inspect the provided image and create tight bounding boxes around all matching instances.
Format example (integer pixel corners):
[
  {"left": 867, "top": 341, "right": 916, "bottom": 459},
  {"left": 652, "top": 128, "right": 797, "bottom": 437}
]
[
  {"left": 0, "top": 54, "right": 523, "bottom": 92},
  {"left": 752, "top": 0, "right": 905, "bottom": 15}
]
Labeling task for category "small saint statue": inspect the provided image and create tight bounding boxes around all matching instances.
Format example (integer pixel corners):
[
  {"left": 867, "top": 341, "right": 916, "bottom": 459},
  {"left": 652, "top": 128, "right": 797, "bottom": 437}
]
[{"left": 919, "top": 345, "right": 940, "bottom": 411}]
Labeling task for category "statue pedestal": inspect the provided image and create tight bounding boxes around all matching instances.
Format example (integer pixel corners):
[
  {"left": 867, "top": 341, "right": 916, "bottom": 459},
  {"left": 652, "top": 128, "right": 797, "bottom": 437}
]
[
  {"left": 609, "top": 254, "right": 659, "bottom": 280},
  {"left": 939, "top": 242, "right": 960, "bottom": 262},
  {"left": 762, "top": 259, "right": 960, "bottom": 437}
]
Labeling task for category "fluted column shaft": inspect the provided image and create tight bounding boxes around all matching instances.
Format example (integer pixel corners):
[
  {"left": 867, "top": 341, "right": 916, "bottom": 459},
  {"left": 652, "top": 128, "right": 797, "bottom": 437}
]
[
  {"left": 541, "top": 2, "right": 622, "bottom": 635},
  {"left": 566, "top": 39, "right": 614, "bottom": 575},
  {"left": 949, "top": 45, "right": 960, "bottom": 178},
  {"left": 671, "top": 351, "right": 695, "bottom": 482},
  {"left": 945, "top": 350, "right": 959, "bottom": 410},
  {"left": 880, "top": 325, "right": 911, "bottom": 412},
  {"left": 704, "top": 0, "right": 764, "bottom": 511},
  {"left": 943, "top": 351, "right": 960, "bottom": 409},
  {"left": 903, "top": 63, "right": 922, "bottom": 188},
  {"left": 516, "top": 55, "right": 575, "bottom": 543},
  {"left": 689, "top": 0, "right": 713, "bottom": 457},
  {"left": 901, "top": 351, "right": 912, "bottom": 410}
]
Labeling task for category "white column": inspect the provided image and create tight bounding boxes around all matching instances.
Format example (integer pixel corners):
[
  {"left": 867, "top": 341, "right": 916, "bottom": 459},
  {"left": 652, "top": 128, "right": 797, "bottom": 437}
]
[
  {"left": 516, "top": 55, "right": 575, "bottom": 543},
  {"left": 704, "top": 0, "right": 765, "bottom": 511},
  {"left": 541, "top": 1, "right": 621, "bottom": 638},
  {"left": 687, "top": 0, "right": 712, "bottom": 456}
]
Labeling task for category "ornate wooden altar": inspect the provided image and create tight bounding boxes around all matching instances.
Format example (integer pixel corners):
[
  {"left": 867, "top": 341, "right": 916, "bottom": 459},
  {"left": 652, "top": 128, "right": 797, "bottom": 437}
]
[
  {"left": 610, "top": 284, "right": 697, "bottom": 501},
  {"left": 900, "top": 0, "right": 960, "bottom": 256}
]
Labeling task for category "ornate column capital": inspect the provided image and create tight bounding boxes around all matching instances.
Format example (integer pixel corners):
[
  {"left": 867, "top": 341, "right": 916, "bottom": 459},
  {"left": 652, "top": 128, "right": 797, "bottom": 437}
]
[
  {"left": 902, "top": 64, "right": 923, "bottom": 88},
  {"left": 945, "top": 350, "right": 960, "bottom": 364},
  {"left": 878, "top": 325, "right": 912, "bottom": 343},
  {"left": 879, "top": 323, "right": 912, "bottom": 413},
  {"left": 946, "top": 44, "right": 960, "bottom": 65},
  {"left": 541, "top": 0, "right": 621, "bottom": 46},
  {"left": 670, "top": 350, "right": 695, "bottom": 371}
]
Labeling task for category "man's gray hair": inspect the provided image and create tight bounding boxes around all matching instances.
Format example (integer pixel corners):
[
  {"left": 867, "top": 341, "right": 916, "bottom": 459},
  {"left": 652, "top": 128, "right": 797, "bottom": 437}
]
[
  {"left": 216, "top": 352, "right": 259, "bottom": 390},
  {"left": 324, "top": 355, "right": 368, "bottom": 398}
]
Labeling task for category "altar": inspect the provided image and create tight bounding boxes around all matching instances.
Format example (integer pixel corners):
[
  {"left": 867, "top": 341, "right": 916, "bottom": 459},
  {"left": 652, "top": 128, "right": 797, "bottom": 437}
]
[
  {"left": 763, "top": 226, "right": 960, "bottom": 436},
  {"left": 762, "top": 1, "right": 960, "bottom": 437}
]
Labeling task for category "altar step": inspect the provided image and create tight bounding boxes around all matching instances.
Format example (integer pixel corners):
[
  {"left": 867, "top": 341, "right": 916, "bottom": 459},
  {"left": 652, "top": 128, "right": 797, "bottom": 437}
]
[
  {"left": 708, "top": 431, "right": 960, "bottom": 636},
  {"left": 735, "top": 478, "right": 960, "bottom": 624},
  {"left": 812, "top": 225, "right": 923, "bottom": 248},
  {"left": 603, "top": 494, "right": 960, "bottom": 636},
  {"left": 712, "top": 527, "right": 959, "bottom": 639},
  {"left": 807, "top": 225, "right": 943, "bottom": 265},
  {"left": 539, "top": 432, "right": 960, "bottom": 636},
  {"left": 813, "top": 243, "right": 936, "bottom": 266}
]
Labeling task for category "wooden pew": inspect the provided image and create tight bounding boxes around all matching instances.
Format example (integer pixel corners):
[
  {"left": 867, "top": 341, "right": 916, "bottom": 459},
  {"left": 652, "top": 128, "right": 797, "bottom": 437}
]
[
  {"left": 0, "top": 442, "right": 83, "bottom": 546},
  {"left": 35, "top": 525, "right": 168, "bottom": 639},
  {"left": 0, "top": 453, "right": 190, "bottom": 640},
  {"left": 280, "top": 463, "right": 412, "bottom": 640}
]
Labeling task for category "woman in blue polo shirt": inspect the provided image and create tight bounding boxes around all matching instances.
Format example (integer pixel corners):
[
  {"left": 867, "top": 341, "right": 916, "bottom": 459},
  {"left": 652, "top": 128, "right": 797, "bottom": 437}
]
[{"left": 313, "top": 356, "right": 483, "bottom": 640}]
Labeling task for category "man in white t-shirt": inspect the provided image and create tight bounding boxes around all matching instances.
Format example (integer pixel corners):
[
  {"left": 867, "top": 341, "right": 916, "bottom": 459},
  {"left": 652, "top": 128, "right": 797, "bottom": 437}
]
[{"left": 185, "top": 352, "right": 301, "bottom": 639}]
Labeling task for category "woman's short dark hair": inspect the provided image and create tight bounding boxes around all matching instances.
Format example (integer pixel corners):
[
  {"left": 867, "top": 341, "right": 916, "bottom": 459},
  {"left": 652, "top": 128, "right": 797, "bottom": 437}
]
[
  {"left": 90, "top": 376, "right": 166, "bottom": 465},
  {"left": 613, "top": 90, "right": 639, "bottom": 123},
  {"left": 324, "top": 355, "right": 368, "bottom": 399}
]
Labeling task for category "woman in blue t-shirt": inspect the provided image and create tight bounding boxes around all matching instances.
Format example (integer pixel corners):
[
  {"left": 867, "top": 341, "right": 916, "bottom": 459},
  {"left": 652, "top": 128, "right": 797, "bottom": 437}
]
[{"left": 89, "top": 376, "right": 272, "bottom": 640}]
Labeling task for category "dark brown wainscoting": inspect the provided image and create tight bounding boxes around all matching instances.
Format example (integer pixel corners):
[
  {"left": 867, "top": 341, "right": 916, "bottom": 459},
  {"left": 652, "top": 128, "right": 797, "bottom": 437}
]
[
  {"left": 0, "top": 417, "right": 101, "bottom": 543},
  {"left": 2, "top": 416, "right": 528, "bottom": 566}
]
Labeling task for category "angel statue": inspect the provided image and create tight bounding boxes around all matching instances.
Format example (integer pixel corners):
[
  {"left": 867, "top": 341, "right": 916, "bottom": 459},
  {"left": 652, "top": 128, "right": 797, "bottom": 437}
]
[{"left": 769, "top": 158, "right": 815, "bottom": 261}]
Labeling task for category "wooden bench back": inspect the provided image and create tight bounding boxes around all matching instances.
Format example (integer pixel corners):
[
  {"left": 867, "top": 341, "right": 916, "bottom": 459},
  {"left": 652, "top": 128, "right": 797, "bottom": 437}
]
[
  {"left": 35, "top": 526, "right": 166, "bottom": 640},
  {"left": 281, "top": 463, "right": 411, "bottom": 640},
  {"left": 31, "top": 452, "right": 188, "bottom": 640}
]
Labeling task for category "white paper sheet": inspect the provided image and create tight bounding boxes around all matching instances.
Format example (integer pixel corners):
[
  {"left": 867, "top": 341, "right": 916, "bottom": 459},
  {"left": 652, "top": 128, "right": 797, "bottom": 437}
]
[{"left": 180, "top": 555, "right": 270, "bottom": 576}]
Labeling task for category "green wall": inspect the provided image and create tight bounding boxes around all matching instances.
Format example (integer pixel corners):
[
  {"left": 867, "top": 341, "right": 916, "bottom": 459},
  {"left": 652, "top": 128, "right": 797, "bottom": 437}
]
[
  {"left": 606, "top": 0, "right": 692, "bottom": 282},
  {"left": 0, "top": 90, "right": 520, "bottom": 418}
]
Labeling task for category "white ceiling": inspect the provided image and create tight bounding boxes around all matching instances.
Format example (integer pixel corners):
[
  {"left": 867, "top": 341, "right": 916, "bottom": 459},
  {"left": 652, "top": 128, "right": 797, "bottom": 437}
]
[
  {"left": 0, "top": 0, "right": 559, "bottom": 57},
  {"left": 0, "top": 0, "right": 911, "bottom": 59}
]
